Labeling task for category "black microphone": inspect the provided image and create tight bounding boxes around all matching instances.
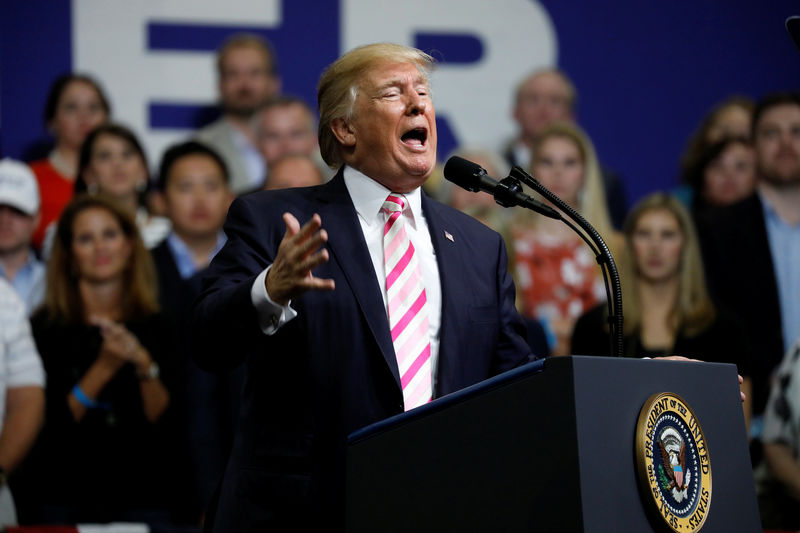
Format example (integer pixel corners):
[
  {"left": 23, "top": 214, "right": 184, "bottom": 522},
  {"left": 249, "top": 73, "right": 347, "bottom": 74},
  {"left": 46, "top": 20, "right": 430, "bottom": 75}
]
[{"left": 443, "top": 156, "right": 561, "bottom": 220}]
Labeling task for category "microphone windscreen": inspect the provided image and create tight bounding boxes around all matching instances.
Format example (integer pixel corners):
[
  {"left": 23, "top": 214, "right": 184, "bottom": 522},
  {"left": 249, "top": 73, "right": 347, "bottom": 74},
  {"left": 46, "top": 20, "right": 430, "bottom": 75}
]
[{"left": 443, "top": 156, "right": 486, "bottom": 190}]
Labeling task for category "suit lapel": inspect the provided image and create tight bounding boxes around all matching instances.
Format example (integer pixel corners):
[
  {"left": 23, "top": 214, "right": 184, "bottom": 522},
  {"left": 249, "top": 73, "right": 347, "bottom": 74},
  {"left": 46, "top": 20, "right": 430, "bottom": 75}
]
[
  {"left": 314, "top": 171, "right": 401, "bottom": 389},
  {"left": 421, "top": 195, "right": 462, "bottom": 397}
]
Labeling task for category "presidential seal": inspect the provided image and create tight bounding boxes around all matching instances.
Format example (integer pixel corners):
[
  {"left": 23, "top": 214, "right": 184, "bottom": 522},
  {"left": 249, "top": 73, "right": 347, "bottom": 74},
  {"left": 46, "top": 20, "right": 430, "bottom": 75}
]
[{"left": 635, "top": 392, "right": 712, "bottom": 532}]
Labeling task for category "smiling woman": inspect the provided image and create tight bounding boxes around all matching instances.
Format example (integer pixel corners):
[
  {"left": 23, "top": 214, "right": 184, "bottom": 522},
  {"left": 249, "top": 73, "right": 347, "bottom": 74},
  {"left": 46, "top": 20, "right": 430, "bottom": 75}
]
[{"left": 14, "top": 195, "right": 182, "bottom": 525}]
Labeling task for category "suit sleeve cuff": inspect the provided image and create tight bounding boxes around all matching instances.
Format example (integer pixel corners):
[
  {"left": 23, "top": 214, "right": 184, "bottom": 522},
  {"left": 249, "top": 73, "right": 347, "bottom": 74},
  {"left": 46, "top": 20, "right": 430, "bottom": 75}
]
[{"left": 251, "top": 266, "right": 297, "bottom": 335}]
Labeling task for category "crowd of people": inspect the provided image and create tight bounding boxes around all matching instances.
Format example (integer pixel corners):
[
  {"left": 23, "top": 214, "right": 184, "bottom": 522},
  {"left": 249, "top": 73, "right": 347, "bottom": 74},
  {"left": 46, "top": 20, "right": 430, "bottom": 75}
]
[{"left": 0, "top": 32, "right": 799, "bottom": 530}]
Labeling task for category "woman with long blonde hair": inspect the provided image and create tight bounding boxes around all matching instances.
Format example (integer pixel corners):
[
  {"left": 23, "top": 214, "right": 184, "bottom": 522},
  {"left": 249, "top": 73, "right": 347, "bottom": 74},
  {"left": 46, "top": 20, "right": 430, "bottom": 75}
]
[
  {"left": 571, "top": 193, "right": 751, "bottom": 426},
  {"left": 511, "top": 121, "right": 620, "bottom": 356}
]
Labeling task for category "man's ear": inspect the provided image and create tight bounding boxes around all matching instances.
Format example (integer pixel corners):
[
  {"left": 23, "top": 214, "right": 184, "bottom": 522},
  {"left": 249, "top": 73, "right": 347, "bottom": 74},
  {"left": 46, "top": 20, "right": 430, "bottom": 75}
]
[{"left": 331, "top": 117, "right": 356, "bottom": 148}]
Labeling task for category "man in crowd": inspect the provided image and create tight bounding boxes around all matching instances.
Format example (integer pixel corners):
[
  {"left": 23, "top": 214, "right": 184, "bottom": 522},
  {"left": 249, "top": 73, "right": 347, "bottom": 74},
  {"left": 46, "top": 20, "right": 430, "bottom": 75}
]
[
  {"left": 150, "top": 141, "right": 237, "bottom": 521},
  {"left": 504, "top": 68, "right": 628, "bottom": 227},
  {"left": 192, "top": 43, "right": 534, "bottom": 531},
  {"left": 0, "top": 278, "right": 45, "bottom": 525},
  {"left": 153, "top": 141, "right": 233, "bottom": 288},
  {"left": 0, "top": 159, "right": 45, "bottom": 315},
  {"left": 196, "top": 34, "right": 281, "bottom": 193},
  {"left": 505, "top": 68, "right": 575, "bottom": 170},
  {"left": 698, "top": 92, "right": 800, "bottom": 433},
  {"left": 255, "top": 96, "right": 321, "bottom": 184},
  {"left": 263, "top": 154, "right": 324, "bottom": 191}
]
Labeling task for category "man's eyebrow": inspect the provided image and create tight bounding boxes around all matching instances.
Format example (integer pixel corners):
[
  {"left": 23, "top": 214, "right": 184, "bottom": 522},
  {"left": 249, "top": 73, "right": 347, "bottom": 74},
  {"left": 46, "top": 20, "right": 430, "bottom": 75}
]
[
  {"left": 375, "top": 78, "right": 402, "bottom": 91},
  {"left": 375, "top": 76, "right": 429, "bottom": 92}
]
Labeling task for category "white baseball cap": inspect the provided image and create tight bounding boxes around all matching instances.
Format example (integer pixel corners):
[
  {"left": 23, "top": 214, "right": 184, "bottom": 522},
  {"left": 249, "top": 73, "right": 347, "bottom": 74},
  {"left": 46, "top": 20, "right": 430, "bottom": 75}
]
[{"left": 0, "top": 158, "right": 40, "bottom": 216}]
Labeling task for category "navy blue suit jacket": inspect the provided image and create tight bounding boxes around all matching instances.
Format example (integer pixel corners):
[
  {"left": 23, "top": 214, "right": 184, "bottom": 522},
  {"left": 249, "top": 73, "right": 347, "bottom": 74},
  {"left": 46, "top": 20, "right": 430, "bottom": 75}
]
[{"left": 192, "top": 169, "right": 534, "bottom": 531}]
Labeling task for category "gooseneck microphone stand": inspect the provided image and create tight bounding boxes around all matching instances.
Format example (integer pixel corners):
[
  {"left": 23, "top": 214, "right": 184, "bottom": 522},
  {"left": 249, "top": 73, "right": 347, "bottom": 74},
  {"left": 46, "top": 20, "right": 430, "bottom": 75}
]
[{"left": 504, "top": 166, "right": 624, "bottom": 358}]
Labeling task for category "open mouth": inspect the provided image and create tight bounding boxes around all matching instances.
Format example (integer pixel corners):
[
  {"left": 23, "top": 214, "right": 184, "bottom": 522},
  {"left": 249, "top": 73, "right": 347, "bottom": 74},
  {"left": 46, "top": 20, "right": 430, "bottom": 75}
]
[{"left": 401, "top": 127, "right": 427, "bottom": 148}]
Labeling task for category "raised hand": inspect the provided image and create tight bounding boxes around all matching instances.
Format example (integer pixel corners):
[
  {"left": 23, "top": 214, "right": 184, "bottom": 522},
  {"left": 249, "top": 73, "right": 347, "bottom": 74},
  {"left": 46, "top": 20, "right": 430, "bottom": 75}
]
[{"left": 266, "top": 213, "right": 336, "bottom": 306}]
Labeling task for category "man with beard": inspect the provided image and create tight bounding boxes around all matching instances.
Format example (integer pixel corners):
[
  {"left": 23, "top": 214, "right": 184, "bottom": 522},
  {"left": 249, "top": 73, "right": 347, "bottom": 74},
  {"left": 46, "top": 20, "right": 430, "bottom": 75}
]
[
  {"left": 196, "top": 34, "right": 281, "bottom": 194},
  {"left": 697, "top": 92, "right": 800, "bottom": 438}
]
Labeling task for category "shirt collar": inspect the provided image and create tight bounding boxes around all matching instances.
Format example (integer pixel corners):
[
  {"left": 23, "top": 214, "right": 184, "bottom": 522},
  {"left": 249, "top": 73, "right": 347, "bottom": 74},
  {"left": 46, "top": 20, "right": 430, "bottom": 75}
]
[
  {"left": 759, "top": 188, "right": 800, "bottom": 229},
  {"left": 342, "top": 165, "right": 423, "bottom": 228},
  {"left": 167, "top": 231, "right": 227, "bottom": 279},
  {"left": 0, "top": 249, "right": 41, "bottom": 278},
  {"left": 759, "top": 189, "right": 778, "bottom": 218}
]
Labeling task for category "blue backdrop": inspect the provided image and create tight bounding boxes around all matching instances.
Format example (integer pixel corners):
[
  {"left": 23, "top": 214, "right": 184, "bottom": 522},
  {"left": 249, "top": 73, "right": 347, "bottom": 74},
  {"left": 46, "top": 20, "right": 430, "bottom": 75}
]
[{"left": 2, "top": 1, "right": 799, "bottom": 205}]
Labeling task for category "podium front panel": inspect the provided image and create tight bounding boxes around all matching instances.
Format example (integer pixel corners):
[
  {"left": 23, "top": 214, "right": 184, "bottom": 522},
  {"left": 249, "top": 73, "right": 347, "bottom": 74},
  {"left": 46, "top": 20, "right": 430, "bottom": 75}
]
[{"left": 346, "top": 357, "right": 760, "bottom": 532}]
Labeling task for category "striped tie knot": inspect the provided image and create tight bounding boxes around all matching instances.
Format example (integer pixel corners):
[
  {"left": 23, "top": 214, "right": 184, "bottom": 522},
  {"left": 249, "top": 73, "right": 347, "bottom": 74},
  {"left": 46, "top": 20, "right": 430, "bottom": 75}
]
[{"left": 382, "top": 194, "right": 406, "bottom": 215}]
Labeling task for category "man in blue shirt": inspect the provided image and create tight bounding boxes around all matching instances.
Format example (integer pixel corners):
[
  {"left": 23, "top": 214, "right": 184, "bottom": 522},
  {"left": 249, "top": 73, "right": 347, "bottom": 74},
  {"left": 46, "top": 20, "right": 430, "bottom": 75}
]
[
  {"left": 0, "top": 159, "right": 44, "bottom": 315},
  {"left": 150, "top": 140, "right": 235, "bottom": 523},
  {"left": 698, "top": 92, "right": 800, "bottom": 432}
]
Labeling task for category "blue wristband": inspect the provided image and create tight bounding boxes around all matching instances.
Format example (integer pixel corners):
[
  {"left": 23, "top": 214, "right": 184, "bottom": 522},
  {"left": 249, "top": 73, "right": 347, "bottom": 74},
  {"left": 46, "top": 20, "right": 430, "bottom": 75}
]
[{"left": 71, "top": 384, "right": 110, "bottom": 410}]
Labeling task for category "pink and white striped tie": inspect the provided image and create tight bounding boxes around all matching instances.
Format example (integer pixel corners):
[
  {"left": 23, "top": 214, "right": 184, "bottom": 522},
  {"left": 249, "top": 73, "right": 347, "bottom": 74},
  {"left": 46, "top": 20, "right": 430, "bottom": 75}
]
[{"left": 382, "top": 193, "right": 432, "bottom": 411}]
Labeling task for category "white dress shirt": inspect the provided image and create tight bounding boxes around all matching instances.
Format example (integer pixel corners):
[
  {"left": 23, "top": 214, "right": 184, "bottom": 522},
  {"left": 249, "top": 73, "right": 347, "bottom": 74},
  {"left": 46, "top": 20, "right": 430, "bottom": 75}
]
[{"left": 250, "top": 166, "right": 443, "bottom": 380}]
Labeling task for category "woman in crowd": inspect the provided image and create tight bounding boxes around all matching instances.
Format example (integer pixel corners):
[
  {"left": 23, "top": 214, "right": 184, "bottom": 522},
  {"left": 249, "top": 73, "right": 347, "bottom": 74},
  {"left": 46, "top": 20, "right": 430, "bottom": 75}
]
[
  {"left": 512, "top": 122, "right": 619, "bottom": 356},
  {"left": 571, "top": 193, "right": 751, "bottom": 426},
  {"left": 29, "top": 74, "right": 111, "bottom": 250},
  {"left": 684, "top": 136, "right": 756, "bottom": 212},
  {"left": 440, "top": 146, "right": 550, "bottom": 357},
  {"left": 676, "top": 96, "right": 754, "bottom": 206},
  {"left": 75, "top": 123, "right": 170, "bottom": 248},
  {"left": 758, "top": 336, "right": 800, "bottom": 529},
  {"left": 21, "top": 195, "right": 177, "bottom": 525}
]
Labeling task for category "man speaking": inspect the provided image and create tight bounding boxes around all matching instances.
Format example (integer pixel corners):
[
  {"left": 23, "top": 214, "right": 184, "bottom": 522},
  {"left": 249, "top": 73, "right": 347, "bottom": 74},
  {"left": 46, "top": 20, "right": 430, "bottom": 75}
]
[{"left": 192, "top": 43, "right": 534, "bottom": 531}]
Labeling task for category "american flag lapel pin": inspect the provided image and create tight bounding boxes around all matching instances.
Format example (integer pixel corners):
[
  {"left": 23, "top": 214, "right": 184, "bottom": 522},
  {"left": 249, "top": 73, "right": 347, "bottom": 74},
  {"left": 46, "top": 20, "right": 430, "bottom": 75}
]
[{"left": 444, "top": 230, "right": 454, "bottom": 242}]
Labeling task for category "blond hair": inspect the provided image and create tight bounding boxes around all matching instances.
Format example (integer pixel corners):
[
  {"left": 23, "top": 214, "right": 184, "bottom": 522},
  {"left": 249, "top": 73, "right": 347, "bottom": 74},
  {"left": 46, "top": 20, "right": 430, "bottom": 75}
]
[
  {"left": 317, "top": 43, "right": 435, "bottom": 168},
  {"left": 619, "top": 193, "right": 715, "bottom": 337},
  {"left": 523, "top": 122, "right": 616, "bottom": 248},
  {"left": 45, "top": 194, "right": 159, "bottom": 323}
]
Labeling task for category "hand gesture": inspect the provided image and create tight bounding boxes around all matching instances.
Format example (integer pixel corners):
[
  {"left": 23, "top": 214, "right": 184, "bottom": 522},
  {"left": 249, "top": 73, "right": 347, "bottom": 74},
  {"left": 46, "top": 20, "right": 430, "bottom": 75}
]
[
  {"left": 90, "top": 316, "right": 147, "bottom": 369},
  {"left": 266, "top": 213, "right": 336, "bottom": 305}
]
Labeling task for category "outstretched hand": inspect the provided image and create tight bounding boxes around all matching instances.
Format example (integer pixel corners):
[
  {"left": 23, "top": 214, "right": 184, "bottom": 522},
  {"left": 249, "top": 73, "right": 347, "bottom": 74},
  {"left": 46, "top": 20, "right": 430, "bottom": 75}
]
[{"left": 266, "top": 213, "right": 336, "bottom": 306}]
